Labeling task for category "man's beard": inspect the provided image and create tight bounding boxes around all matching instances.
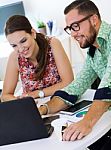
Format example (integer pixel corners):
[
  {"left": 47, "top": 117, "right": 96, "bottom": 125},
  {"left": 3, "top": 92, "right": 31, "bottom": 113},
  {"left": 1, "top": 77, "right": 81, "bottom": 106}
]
[{"left": 81, "top": 24, "right": 97, "bottom": 49}]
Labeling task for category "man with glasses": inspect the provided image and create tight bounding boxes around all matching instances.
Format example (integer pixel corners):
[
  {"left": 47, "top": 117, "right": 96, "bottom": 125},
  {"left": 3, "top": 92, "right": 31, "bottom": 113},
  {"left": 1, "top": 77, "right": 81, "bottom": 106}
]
[{"left": 39, "top": 0, "right": 111, "bottom": 144}]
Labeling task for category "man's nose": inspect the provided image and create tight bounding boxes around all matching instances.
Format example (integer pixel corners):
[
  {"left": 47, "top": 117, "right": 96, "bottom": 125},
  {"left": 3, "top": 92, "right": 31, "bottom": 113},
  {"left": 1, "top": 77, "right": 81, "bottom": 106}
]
[{"left": 71, "top": 30, "right": 78, "bottom": 38}]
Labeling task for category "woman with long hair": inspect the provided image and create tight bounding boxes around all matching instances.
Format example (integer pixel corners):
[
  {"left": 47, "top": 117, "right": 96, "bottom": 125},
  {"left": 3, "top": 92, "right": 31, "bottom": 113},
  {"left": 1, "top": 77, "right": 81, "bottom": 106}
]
[{"left": 1, "top": 15, "right": 73, "bottom": 101}]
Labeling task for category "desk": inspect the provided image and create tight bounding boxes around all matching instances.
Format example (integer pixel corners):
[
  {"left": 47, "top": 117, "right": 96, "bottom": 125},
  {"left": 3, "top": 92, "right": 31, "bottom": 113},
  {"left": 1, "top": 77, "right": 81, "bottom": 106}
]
[{"left": 1, "top": 89, "right": 111, "bottom": 150}]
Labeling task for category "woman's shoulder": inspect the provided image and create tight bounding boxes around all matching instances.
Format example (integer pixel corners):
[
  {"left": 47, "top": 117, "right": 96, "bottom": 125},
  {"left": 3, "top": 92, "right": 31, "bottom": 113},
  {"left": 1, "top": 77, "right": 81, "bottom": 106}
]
[
  {"left": 7, "top": 51, "right": 18, "bottom": 69},
  {"left": 46, "top": 35, "right": 60, "bottom": 44},
  {"left": 9, "top": 51, "right": 18, "bottom": 60},
  {"left": 47, "top": 36, "right": 62, "bottom": 50},
  {"left": 50, "top": 36, "right": 61, "bottom": 44}
]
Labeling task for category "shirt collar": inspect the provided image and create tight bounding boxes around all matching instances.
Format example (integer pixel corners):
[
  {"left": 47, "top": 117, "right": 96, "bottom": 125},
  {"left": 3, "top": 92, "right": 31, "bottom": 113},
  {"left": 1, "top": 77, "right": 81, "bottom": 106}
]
[
  {"left": 88, "top": 21, "right": 111, "bottom": 58},
  {"left": 97, "top": 21, "right": 111, "bottom": 42}
]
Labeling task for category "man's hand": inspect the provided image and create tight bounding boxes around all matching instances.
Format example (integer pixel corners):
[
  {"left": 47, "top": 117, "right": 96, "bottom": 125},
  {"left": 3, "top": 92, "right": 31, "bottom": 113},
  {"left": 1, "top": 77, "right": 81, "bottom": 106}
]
[
  {"left": 38, "top": 97, "right": 68, "bottom": 115},
  {"left": 62, "top": 119, "right": 92, "bottom": 141},
  {"left": 62, "top": 100, "right": 111, "bottom": 141}
]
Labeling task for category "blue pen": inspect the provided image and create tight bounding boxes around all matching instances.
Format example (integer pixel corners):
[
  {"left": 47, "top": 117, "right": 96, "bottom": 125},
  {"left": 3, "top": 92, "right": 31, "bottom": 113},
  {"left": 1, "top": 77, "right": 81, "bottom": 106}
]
[{"left": 47, "top": 21, "right": 53, "bottom": 35}]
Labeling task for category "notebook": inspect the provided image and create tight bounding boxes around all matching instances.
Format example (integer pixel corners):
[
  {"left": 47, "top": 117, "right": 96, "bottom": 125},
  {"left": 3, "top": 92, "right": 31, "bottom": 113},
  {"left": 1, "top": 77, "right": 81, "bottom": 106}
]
[{"left": 0, "top": 97, "right": 54, "bottom": 146}]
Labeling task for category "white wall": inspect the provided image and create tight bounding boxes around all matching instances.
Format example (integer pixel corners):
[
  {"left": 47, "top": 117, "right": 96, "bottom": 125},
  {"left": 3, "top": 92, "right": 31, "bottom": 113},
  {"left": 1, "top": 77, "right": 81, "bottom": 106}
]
[
  {"left": 23, "top": 0, "right": 73, "bottom": 28},
  {"left": 22, "top": 0, "right": 111, "bottom": 32},
  {"left": 92, "top": 0, "right": 111, "bottom": 24},
  {"left": 24, "top": 0, "right": 111, "bottom": 27},
  {"left": 1, "top": 0, "right": 111, "bottom": 32}
]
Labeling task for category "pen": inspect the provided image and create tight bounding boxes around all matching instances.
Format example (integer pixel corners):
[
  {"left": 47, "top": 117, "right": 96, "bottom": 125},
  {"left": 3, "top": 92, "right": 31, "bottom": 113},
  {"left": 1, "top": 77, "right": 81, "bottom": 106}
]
[
  {"left": 61, "top": 122, "right": 68, "bottom": 136},
  {"left": 61, "top": 120, "right": 75, "bottom": 134}
]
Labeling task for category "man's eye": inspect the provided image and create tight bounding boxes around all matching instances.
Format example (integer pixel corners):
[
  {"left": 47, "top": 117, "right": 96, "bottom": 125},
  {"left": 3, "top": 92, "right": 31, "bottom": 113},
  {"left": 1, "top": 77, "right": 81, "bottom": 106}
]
[{"left": 72, "top": 23, "right": 79, "bottom": 28}]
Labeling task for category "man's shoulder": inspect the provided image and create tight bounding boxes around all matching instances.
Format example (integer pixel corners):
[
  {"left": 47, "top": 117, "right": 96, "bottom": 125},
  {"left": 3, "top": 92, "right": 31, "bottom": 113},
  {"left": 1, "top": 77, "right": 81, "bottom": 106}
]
[{"left": 97, "top": 21, "right": 111, "bottom": 40}]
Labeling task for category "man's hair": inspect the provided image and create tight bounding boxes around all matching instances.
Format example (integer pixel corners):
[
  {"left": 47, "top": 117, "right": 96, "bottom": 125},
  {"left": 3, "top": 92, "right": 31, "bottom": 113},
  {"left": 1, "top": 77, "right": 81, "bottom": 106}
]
[{"left": 64, "top": 0, "right": 101, "bottom": 20}]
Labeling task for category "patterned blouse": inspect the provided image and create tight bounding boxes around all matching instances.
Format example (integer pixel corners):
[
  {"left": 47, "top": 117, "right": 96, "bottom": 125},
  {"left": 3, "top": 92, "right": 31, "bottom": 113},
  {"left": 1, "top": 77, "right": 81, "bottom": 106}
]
[{"left": 18, "top": 38, "right": 61, "bottom": 94}]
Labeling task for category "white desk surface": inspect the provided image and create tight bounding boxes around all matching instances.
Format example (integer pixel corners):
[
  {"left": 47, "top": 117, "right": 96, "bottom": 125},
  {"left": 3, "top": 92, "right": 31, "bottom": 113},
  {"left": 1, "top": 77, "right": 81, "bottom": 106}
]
[{"left": 1, "top": 89, "right": 111, "bottom": 150}]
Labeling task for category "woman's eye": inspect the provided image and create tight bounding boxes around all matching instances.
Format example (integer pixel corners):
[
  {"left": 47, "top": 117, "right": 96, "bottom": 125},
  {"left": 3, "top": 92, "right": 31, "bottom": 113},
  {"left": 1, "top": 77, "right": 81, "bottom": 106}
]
[
  {"left": 11, "top": 44, "right": 17, "bottom": 48},
  {"left": 21, "top": 38, "right": 27, "bottom": 43}
]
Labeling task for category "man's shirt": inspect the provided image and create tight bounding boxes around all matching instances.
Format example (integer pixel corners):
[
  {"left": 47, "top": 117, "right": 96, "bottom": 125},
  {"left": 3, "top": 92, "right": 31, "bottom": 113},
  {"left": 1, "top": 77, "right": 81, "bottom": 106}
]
[{"left": 62, "top": 21, "right": 111, "bottom": 104}]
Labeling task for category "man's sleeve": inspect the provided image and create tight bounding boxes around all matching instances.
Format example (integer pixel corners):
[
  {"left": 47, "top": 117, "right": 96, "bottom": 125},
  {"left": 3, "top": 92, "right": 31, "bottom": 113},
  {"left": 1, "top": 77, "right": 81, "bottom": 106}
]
[
  {"left": 94, "top": 54, "right": 111, "bottom": 101},
  {"left": 51, "top": 56, "right": 97, "bottom": 105}
]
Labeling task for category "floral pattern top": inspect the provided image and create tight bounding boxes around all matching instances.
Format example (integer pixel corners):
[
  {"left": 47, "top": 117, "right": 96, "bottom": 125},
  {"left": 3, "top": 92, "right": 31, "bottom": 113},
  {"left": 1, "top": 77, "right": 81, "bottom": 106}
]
[
  {"left": 18, "top": 38, "right": 61, "bottom": 94},
  {"left": 63, "top": 21, "right": 111, "bottom": 104}
]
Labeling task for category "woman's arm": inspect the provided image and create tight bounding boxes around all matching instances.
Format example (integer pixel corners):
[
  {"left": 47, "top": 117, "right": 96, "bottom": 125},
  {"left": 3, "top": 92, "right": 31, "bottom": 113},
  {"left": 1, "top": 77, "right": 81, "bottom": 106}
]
[
  {"left": 1, "top": 51, "right": 19, "bottom": 101},
  {"left": 24, "top": 37, "right": 74, "bottom": 99}
]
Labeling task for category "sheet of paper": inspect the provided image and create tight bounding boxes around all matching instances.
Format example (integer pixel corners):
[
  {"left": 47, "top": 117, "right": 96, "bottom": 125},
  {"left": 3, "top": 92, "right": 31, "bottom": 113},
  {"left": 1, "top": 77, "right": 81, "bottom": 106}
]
[
  {"left": 0, "top": 81, "right": 3, "bottom": 89},
  {"left": 59, "top": 107, "right": 90, "bottom": 122}
]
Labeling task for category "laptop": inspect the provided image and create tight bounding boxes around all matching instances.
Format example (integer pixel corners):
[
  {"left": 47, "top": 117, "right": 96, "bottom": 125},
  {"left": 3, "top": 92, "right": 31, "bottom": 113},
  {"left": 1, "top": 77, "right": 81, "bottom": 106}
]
[{"left": 0, "top": 97, "right": 54, "bottom": 146}]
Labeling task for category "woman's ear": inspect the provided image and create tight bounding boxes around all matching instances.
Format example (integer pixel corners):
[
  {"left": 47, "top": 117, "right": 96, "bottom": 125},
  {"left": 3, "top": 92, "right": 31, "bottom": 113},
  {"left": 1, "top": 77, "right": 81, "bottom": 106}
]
[{"left": 31, "top": 28, "right": 36, "bottom": 39}]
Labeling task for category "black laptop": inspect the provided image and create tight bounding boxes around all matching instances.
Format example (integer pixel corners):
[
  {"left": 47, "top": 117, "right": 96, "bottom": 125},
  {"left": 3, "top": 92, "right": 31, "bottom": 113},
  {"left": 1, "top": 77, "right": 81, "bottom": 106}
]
[{"left": 0, "top": 97, "right": 54, "bottom": 146}]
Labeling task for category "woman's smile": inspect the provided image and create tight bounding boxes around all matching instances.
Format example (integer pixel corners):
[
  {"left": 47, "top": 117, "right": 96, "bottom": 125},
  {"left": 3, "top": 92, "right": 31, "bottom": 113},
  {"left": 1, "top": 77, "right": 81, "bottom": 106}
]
[{"left": 21, "top": 48, "right": 29, "bottom": 55}]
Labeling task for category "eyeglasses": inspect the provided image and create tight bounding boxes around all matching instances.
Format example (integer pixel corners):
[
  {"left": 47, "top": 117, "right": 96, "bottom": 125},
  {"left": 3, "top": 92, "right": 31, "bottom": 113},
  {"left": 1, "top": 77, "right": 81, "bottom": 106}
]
[{"left": 64, "top": 14, "right": 93, "bottom": 35}]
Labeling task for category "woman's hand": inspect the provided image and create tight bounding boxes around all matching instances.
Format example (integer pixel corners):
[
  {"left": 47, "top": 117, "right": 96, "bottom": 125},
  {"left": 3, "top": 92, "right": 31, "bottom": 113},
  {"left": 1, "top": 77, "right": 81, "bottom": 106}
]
[
  {"left": 18, "top": 91, "right": 38, "bottom": 104},
  {"left": 20, "top": 90, "right": 38, "bottom": 99}
]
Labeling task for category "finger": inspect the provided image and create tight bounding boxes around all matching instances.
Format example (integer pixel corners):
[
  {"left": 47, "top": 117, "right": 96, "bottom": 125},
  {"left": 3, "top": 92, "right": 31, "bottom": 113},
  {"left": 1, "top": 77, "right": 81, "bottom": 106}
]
[
  {"left": 62, "top": 125, "right": 75, "bottom": 141},
  {"left": 77, "top": 128, "right": 92, "bottom": 140},
  {"left": 70, "top": 130, "right": 81, "bottom": 141},
  {"left": 18, "top": 95, "right": 23, "bottom": 99},
  {"left": 25, "top": 93, "right": 29, "bottom": 97},
  {"left": 77, "top": 132, "right": 84, "bottom": 140}
]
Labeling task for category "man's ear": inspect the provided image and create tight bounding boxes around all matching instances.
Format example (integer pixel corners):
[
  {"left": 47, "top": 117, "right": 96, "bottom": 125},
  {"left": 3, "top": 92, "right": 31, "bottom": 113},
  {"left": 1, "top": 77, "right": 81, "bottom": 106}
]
[
  {"left": 90, "top": 14, "right": 98, "bottom": 27},
  {"left": 31, "top": 28, "right": 36, "bottom": 39}
]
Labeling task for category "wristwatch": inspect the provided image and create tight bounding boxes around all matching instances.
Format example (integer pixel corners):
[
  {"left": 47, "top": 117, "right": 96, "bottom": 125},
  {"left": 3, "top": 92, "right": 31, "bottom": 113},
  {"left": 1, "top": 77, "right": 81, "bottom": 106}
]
[{"left": 38, "top": 90, "right": 45, "bottom": 98}]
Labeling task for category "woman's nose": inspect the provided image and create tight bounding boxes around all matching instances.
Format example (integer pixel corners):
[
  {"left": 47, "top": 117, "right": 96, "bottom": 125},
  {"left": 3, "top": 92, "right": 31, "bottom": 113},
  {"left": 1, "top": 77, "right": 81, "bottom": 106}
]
[{"left": 17, "top": 44, "right": 25, "bottom": 52}]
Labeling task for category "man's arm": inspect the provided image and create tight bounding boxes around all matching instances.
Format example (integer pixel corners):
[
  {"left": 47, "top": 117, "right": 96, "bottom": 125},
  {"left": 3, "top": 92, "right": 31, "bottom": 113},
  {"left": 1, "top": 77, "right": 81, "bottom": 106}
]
[
  {"left": 63, "top": 56, "right": 97, "bottom": 97},
  {"left": 83, "top": 100, "right": 111, "bottom": 127},
  {"left": 62, "top": 100, "right": 111, "bottom": 141},
  {"left": 62, "top": 54, "right": 111, "bottom": 141},
  {"left": 39, "top": 97, "right": 68, "bottom": 115}
]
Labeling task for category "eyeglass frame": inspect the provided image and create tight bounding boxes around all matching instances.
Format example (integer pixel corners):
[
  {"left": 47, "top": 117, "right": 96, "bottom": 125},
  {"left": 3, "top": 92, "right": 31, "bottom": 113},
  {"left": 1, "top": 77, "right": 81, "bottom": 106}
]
[{"left": 64, "top": 14, "right": 93, "bottom": 34}]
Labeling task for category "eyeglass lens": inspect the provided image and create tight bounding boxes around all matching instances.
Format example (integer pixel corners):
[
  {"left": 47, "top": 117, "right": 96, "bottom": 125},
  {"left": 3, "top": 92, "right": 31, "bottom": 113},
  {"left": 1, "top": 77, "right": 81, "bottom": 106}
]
[{"left": 64, "top": 14, "right": 93, "bottom": 34}]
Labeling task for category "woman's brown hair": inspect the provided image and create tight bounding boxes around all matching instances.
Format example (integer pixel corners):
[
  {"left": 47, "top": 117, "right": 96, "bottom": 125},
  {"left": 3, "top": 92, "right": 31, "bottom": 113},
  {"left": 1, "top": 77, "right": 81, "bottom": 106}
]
[{"left": 5, "top": 15, "right": 49, "bottom": 79}]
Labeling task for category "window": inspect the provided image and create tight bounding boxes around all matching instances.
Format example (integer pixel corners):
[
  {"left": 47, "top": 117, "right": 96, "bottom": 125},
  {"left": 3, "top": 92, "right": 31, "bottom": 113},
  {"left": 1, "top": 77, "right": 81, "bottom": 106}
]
[{"left": 0, "top": 1, "right": 25, "bottom": 35}]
